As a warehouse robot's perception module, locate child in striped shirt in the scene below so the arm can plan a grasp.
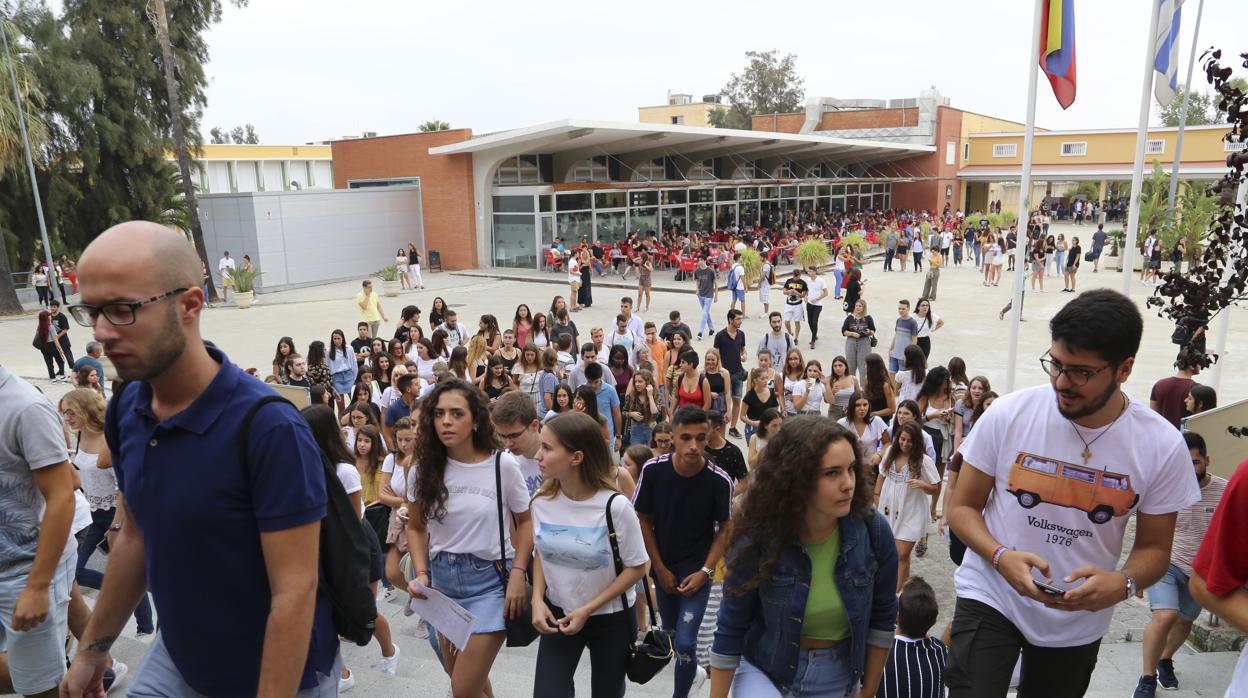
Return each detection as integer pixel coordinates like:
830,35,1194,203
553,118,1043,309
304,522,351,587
878,576,948,698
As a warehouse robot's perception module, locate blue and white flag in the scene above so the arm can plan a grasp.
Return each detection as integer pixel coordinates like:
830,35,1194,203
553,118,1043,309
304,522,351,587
1153,0,1185,106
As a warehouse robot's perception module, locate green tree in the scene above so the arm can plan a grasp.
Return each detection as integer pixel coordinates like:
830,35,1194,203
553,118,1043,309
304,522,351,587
1155,84,1215,127
0,17,50,313
418,120,450,132
209,123,259,144
708,50,805,131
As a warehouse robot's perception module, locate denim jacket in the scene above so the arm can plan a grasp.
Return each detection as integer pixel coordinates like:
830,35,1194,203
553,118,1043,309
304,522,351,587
710,510,898,693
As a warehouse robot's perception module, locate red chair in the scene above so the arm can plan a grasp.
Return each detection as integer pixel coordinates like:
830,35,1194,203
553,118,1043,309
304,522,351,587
679,257,697,274
544,249,565,272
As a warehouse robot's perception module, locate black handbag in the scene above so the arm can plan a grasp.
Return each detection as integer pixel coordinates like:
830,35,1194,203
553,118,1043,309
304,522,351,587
493,453,538,647
604,493,673,684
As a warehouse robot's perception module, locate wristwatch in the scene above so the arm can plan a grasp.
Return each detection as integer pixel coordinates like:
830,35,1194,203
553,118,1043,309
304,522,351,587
1121,570,1137,600
700,566,715,578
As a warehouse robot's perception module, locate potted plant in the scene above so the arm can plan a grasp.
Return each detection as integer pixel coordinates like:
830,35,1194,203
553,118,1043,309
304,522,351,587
376,265,400,297
794,239,830,270
232,265,259,309
738,248,763,286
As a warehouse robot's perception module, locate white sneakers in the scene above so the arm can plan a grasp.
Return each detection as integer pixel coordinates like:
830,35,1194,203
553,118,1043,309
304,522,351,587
338,668,355,693
694,665,708,692
374,644,401,676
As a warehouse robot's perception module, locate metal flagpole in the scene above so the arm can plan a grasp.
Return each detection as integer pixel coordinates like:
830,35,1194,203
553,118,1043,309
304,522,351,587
1166,0,1204,214
1122,0,1164,294
0,16,54,283
1005,0,1046,393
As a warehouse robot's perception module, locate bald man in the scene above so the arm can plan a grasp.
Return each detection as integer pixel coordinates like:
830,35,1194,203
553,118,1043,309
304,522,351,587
62,222,341,697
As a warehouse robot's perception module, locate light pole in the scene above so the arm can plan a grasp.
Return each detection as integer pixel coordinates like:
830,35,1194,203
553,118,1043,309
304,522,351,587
0,14,55,286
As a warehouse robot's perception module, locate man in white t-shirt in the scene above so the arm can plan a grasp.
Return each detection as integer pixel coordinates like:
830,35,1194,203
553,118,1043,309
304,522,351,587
217,251,236,302
491,392,544,497
727,253,747,315
567,255,582,311
946,289,1199,697
803,266,828,351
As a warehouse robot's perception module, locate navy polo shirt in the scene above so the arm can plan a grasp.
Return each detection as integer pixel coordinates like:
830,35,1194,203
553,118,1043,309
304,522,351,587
111,346,337,696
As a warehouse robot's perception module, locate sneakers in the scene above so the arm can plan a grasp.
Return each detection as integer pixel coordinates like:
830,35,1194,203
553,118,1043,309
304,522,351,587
339,668,355,693
374,644,401,676
1156,658,1178,689
693,665,708,692
1133,675,1157,698
696,333,703,341
104,662,128,695
728,427,742,439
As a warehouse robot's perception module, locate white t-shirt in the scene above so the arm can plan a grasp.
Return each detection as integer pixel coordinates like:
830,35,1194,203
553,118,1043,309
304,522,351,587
782,375,807,415
838,416,889,455
409,453,530,560
567,257,581,284
218,256,235,280
507,451,543,498
895,370,922,403
806,276,829,307
381,453,410,503
530,490,649,616
335,461,365,518
954,386,1200,647
729,263,746,291
799,379,825,414
914,314,941,339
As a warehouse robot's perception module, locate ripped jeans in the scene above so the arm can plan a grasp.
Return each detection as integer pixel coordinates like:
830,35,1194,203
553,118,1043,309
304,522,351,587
654,579,712,698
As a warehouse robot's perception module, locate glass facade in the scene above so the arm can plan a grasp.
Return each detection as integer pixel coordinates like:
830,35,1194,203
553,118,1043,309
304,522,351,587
493,182,892,269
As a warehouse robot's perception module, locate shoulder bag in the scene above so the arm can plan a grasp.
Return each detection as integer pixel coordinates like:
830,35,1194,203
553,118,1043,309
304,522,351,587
604,493,673,684
494,452,538,647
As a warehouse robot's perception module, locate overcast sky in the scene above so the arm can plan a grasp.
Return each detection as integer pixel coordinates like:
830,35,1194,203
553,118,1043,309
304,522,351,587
199,0,1248,144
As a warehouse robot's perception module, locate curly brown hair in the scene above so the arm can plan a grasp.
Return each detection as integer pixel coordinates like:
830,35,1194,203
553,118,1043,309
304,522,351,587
412,380,499,523
726,416,873,594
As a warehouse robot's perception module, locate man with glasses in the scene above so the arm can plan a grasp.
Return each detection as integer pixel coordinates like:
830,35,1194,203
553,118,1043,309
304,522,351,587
944,289,1199,697
490,391,543,497
62,222,339,698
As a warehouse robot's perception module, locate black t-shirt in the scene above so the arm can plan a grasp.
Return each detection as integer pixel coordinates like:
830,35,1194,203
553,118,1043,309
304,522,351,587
845,279,862,307
52,312,71,348
705,442,748,483
552,320,578,348
742,389,779,421
713,328,746,375
285,376,311,388
659,321,692,342
841,315,875,337
350,337,373,364
632,454,732,577
393,324,415,341
783,277,808,305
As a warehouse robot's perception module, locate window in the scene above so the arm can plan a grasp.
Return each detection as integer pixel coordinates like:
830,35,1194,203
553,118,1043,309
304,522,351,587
1225,140,1247,153
1061,465,1098,484
1021,456,1058,475
963,142,970,161
1060,142,1088,157
1101,474,1131,491
1145,139,1165,155
992,143,1018,158
571,157,609,183
945,141,956,166
671,115,684,125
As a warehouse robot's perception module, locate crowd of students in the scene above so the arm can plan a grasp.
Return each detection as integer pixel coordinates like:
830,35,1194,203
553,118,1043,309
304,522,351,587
3,218,1244,698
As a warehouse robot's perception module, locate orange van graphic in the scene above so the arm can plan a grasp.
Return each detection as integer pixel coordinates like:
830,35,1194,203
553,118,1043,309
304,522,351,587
1006,452,1139,525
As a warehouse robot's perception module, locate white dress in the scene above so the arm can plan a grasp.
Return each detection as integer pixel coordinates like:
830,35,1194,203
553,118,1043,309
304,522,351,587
878,454,939,542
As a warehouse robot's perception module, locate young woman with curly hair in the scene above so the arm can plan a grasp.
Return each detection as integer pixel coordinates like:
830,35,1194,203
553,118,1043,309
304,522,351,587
404,380,533,697
709,416,898,697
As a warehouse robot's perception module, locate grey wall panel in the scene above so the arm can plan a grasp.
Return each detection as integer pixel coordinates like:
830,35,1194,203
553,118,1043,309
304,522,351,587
198,185,424,292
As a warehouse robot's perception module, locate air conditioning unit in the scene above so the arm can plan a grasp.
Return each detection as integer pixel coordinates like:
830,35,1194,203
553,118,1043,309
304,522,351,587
362,131,378,138
702,94,722,104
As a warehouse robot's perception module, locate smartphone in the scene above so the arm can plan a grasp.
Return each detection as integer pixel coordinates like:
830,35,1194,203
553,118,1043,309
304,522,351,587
1032,576,1067,596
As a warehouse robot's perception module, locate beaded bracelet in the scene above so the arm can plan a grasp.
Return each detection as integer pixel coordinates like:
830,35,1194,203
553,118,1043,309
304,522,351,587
991,545,1009,570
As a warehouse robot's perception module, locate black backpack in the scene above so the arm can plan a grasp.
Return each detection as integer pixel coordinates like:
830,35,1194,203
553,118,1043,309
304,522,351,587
105,390,377,646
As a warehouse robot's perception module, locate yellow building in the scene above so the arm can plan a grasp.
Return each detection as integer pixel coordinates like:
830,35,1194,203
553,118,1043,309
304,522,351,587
638,92,727,127
165,144,334,194
959,124,1238,212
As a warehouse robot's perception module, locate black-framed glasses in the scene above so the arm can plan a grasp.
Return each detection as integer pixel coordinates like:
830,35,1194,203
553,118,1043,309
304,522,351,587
496,428,528,442
1038,351,1111,387
68,288,188,327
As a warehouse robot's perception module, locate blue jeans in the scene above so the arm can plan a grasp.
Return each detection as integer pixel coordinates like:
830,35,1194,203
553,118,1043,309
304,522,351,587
743,423,756,445
655,580,712,698
697,295,715,335
630,422,654,447
1146,564,1202,621
883,248,895,270
973,240,982,267
889,356,903,373
76,507,155,633
732,647,855,697
832,268,843,298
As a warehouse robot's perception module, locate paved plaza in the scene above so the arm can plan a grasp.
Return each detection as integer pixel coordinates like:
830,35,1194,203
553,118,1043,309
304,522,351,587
2,220,1243,695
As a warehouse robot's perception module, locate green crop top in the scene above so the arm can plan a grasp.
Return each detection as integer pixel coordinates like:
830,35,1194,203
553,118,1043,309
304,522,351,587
800,527,851,641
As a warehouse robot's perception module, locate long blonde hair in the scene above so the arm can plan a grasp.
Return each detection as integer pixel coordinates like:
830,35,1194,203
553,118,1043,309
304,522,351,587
466,335,490,368
59,388,106,433
535,412,620,499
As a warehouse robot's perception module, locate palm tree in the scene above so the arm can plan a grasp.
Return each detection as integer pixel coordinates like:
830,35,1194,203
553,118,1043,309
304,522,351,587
146,0,218,303
0,17,48,314
419,120,450,132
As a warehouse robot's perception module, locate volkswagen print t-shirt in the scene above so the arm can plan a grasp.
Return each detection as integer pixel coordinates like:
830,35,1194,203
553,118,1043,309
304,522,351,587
531,490,649,616
954,385,1199,647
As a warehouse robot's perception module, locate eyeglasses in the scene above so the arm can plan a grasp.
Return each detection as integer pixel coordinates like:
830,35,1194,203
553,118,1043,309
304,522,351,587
68,288,188,327
1038,351,1112,387
496,428,527,442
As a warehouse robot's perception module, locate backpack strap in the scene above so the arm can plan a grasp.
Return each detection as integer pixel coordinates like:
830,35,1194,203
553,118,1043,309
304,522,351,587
103,383,129,458
236,395,295,476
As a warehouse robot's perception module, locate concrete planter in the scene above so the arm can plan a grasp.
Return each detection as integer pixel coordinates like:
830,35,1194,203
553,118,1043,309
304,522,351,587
382,280,401,297
235,290,255,309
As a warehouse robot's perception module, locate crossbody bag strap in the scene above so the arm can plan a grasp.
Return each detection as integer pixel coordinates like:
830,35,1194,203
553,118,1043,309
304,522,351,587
494,452,506,567
605,492,659,629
